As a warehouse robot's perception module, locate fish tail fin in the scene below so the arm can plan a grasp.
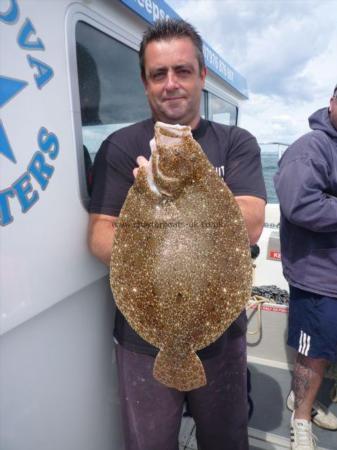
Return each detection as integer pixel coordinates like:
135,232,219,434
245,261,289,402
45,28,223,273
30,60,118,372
153,350,206,391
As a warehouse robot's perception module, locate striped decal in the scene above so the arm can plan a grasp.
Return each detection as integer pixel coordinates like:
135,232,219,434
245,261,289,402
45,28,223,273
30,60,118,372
298,330,311,356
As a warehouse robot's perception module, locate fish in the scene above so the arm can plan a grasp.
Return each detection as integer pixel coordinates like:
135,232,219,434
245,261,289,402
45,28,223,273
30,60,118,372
110,122,252,391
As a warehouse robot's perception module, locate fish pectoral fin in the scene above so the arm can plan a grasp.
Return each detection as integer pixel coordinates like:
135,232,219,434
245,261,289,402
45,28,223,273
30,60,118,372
153,349,206,391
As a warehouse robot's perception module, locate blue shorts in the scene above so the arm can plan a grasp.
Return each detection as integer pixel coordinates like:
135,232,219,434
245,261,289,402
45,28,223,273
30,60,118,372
287,286,337,362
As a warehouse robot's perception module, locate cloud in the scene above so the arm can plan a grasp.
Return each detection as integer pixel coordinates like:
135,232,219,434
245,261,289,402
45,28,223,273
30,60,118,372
239,93,310,144
169,0,336,99
168,0,337,143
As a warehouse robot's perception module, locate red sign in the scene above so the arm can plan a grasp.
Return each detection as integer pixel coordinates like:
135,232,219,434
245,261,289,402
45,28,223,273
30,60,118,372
269,250,281,260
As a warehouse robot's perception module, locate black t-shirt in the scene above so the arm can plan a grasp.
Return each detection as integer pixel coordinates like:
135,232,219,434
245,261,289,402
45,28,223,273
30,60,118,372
90,118,267,358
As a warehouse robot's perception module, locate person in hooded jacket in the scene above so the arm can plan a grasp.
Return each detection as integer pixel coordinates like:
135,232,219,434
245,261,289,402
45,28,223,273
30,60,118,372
274,84,337,450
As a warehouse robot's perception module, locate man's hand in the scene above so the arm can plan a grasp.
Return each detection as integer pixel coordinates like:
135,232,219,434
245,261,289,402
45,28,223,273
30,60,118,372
133,156,149,178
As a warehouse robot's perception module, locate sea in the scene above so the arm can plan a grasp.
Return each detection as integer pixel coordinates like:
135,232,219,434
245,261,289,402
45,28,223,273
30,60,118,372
261,150,279,204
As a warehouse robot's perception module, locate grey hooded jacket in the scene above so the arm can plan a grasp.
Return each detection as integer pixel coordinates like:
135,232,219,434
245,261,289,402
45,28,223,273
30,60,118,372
274,107,337,298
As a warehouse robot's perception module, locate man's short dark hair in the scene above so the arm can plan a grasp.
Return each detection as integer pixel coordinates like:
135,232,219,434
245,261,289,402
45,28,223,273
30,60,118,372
139,19,205,80
333,84,337,98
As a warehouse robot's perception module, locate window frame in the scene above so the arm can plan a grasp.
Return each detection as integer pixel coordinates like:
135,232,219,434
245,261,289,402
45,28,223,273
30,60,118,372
204,79,239,125
66,4,143,206
207,91,238,126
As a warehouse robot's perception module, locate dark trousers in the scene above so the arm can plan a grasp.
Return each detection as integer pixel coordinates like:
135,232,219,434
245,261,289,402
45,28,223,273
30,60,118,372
115,334,249,450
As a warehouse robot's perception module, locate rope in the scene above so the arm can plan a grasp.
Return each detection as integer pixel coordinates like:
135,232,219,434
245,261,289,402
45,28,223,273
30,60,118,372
246,295,272,336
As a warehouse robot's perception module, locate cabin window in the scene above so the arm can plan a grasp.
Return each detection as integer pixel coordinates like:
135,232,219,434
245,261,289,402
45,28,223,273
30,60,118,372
75,21,150,195
208,93,238,126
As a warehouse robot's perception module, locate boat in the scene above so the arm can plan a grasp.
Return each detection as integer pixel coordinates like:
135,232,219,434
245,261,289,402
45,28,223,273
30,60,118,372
0,1,245,449
1,1,336,449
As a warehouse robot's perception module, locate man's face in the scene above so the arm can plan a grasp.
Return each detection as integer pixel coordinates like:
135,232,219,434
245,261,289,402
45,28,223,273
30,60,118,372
330,92,337,130
142,37,206,129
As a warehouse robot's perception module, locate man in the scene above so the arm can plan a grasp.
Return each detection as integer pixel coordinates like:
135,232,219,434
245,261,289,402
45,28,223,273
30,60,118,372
88,19,266,450
274,85,337,450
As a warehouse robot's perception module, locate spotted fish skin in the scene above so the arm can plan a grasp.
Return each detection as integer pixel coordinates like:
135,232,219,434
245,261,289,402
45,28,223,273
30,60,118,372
110,122,252,391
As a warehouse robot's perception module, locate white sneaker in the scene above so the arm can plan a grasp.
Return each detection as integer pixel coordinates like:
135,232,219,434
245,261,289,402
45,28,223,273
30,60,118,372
290,413,317,450
287,390,337,430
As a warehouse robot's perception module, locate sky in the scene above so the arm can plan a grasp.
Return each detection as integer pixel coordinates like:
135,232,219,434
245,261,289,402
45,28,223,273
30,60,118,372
168,0,337,146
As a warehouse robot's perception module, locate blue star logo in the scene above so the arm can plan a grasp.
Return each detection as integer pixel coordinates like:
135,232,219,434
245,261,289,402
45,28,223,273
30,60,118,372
0,75,28,163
